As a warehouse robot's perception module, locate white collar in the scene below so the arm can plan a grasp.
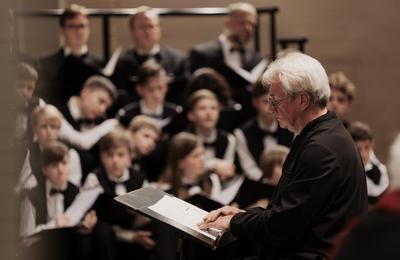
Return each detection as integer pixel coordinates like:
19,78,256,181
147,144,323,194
63,45,88,57
68,96,84,121
198,129,217,144
219,34,235,54
46,179,68,196
139,99,163,116
136,44,160,56
107,169,130,184
257,116,278,133
364,161,373,171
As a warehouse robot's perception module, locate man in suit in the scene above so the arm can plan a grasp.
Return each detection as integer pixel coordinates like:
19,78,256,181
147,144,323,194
199,52,368,260
36,4,103,106
112,6,186,105
189,2,265,127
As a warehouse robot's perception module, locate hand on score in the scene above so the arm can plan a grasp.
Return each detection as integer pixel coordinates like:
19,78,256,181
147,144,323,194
214,160,235,181
82,210,97,230
197,206,244,230
132,230,156,250
56,213,70,227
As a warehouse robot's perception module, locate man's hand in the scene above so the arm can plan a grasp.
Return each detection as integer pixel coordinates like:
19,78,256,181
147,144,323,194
198,205,244,230
56,213,70,227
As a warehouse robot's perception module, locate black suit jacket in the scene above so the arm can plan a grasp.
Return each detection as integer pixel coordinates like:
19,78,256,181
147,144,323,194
36,49,103,106
112,45,187,104
189,39,264,126
230,112,368,260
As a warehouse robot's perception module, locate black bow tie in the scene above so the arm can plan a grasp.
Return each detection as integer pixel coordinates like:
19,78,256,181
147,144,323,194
203,140,217,149
49,188,65,196
77,118,97,127
49,183,79,209
230,46,245,54
136,52,161,64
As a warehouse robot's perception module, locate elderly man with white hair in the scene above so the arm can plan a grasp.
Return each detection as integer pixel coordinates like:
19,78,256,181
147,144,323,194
199,52,368,260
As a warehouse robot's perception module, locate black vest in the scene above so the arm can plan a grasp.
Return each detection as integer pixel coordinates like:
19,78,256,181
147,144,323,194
241,118,293,166
28,181,79,225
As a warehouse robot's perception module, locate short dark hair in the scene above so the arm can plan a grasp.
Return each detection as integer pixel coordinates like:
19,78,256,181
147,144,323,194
17,62,38,82
348,121,373,142
187,68,232,107
99,128,133,154
137,60,166,86
41,141,69,168
186,89,219,112
82,75,117,101
59,4,88,27
251,78,268,98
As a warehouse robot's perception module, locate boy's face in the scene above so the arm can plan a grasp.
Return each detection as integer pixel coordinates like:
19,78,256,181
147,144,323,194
16,80,35,105
253,94,275,123
131,127,159,156
101,146,132,178
179,143,205,180
80,88,113,119
43,155,69,188
136,75,167,106
355,139,374,165
34,118,60,145
61,14,90,49
188,98,220,131
328,88,351,119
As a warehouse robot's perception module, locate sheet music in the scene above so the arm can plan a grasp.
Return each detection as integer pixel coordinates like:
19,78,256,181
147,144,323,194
65,186,103,226
101,47,122,76
148,195,220,240
224,56,268,84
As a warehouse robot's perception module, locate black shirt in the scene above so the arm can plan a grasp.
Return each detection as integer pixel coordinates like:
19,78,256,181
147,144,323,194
230,112,368,260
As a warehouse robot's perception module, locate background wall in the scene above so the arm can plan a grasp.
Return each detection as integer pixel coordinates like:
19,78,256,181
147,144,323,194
17,0,400,161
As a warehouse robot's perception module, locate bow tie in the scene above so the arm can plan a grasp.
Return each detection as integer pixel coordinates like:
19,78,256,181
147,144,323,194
50,188,66,196
203,140,217,149
230,46,245,54
77,118,97,126
136,52,161,64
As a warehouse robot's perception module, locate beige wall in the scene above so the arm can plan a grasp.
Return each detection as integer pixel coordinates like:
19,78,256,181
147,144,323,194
18,0,400,161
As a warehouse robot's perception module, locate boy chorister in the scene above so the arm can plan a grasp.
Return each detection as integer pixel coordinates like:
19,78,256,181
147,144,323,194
349,121,389,205
20,141,98,259
84,129,156,259
234,80,293,180
116,60,182,133
17,105,82,191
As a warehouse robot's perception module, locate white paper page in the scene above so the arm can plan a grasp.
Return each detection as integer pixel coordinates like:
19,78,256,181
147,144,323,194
223,56,268,84
65,186,103,226
148,195,220,240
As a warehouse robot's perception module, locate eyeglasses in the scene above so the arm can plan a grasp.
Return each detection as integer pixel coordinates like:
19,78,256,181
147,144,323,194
64,23,88,30
266,95,288,109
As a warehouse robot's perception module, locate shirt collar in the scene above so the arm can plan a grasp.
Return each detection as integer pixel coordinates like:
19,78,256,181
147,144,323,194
63,45,88,57
107,168,130,184
139,99,163,116
46,179,68,196
68,96,83,121
257,116,278,133
219,34,235,55
198,129,217,144
136,44,161,56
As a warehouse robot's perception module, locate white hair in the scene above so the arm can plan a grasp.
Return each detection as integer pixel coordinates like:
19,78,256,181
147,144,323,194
228,2,257,17
262,52,331,107
388,133,400,189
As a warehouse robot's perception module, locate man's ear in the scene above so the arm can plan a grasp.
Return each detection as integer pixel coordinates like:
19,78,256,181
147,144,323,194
300,92,311,111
